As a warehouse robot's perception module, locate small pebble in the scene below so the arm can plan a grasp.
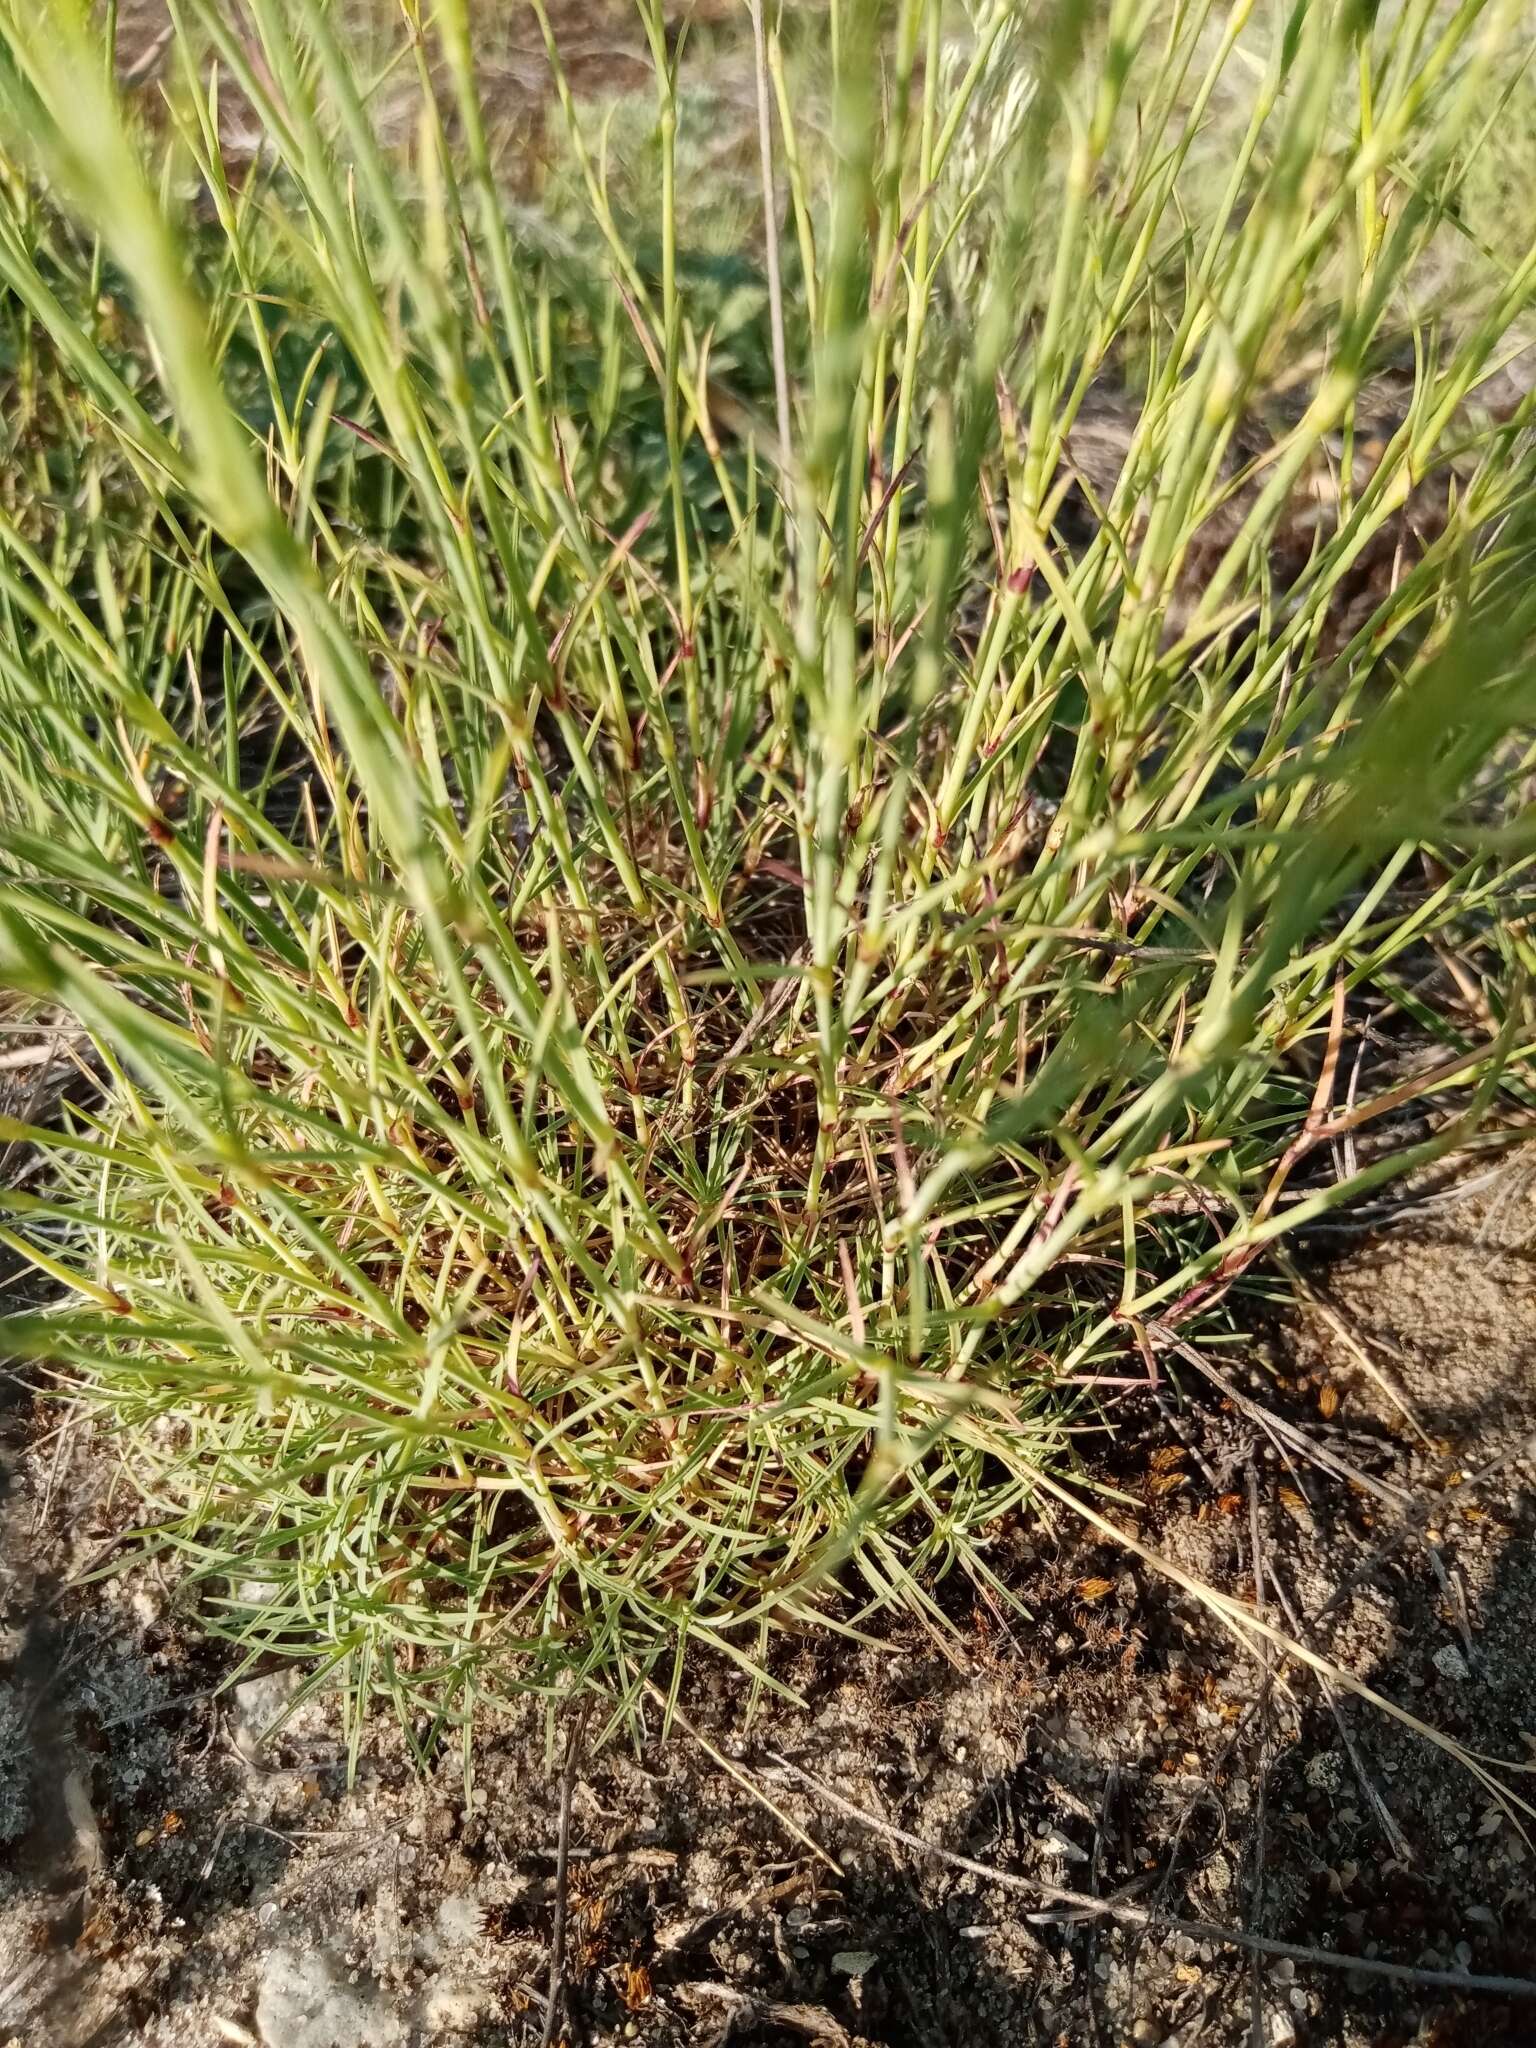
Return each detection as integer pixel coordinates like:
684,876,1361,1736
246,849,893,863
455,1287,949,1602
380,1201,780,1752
1305,1751,1346,1793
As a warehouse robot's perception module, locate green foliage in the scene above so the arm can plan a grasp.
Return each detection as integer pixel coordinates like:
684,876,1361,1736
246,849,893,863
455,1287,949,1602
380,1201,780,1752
0,0,1533,1750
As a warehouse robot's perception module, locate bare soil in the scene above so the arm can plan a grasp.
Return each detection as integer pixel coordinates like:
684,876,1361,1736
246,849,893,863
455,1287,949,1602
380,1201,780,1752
109,0,756,186
3,1167,1535,2048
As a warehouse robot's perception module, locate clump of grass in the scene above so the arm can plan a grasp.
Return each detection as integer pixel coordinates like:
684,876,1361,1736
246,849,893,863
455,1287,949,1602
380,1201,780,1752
0,0,1534,1752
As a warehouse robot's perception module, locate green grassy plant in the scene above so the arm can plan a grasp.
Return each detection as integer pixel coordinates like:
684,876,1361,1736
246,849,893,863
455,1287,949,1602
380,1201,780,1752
0,0,1534,1754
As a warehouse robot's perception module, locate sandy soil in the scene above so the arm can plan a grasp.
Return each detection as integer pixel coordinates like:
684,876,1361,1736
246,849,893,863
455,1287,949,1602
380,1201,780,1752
3,1166,1534,2048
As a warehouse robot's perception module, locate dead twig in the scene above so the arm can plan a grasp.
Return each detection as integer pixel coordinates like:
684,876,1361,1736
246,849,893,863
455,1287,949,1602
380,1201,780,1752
1151,1326,1411,1511
1265,1561,1409,1861
0,1037,82,1070
1083,1766,1118,2048
1153,1417,1536,1947
1247,1463,1270,2048
765,1755,1536,2000
1275,1246,1430,1445
541,1697,592,2048
647,1681,842,1875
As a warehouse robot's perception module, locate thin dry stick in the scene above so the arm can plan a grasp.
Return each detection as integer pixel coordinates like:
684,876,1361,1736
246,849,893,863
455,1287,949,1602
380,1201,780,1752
1082,1766,1117,2048
648,1683,842,1875
1015,1458,1536,1826
541,1698,592,2048
1275,1246,1430,1445
1149,1415,1536,1947
0,1038,75,1070
1247,1463,1270,2048
766,1755,1536,2000
1266,1562,1409,1861
1152,1327,1412,1510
